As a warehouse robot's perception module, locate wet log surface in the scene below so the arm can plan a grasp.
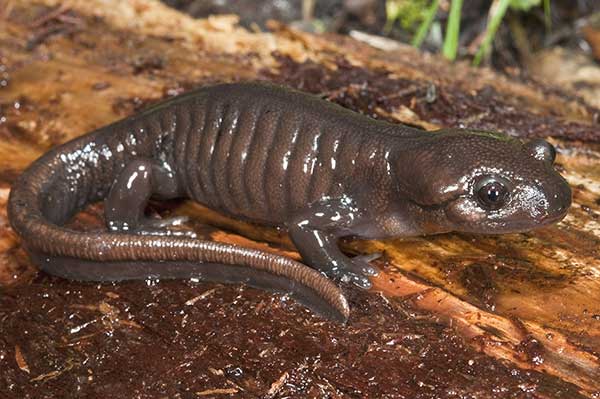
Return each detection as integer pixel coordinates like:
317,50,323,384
1,1,599,398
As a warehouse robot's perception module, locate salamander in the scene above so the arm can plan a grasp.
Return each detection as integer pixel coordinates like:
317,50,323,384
8,82,572,322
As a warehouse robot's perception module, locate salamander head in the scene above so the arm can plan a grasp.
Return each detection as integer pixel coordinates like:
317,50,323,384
396,129,571,234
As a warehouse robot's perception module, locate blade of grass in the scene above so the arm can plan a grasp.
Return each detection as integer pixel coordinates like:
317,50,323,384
473,0,511,66
543,0,551,30
412,0,440,48
442,0,463,61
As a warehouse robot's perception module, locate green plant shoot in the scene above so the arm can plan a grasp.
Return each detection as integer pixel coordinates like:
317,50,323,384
412,0,440,48
442,0,463,60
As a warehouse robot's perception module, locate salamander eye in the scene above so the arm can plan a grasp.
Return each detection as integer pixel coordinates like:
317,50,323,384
475,177,509,210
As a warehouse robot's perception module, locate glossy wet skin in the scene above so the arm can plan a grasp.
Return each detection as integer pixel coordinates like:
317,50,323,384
395,130,572,235
7,82,572,322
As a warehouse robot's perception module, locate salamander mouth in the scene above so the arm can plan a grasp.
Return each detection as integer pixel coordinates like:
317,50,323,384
410,195,461,212
468,210,568,234
410,191,569,235
535,208,569,225
434,192,571,234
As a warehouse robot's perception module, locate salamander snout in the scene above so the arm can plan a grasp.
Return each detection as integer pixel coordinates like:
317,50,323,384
534,176,572,224
521,139,572,225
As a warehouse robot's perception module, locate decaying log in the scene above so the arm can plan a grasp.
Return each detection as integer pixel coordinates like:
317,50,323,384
1,1,599,397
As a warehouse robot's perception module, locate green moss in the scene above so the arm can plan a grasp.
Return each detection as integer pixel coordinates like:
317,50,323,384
385,0,431,33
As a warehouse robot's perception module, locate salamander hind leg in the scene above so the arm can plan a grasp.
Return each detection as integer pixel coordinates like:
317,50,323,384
287,198,379,289
105,158,195,237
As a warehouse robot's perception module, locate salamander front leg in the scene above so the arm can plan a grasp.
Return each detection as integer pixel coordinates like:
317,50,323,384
105,159,195,237
288,198,379,289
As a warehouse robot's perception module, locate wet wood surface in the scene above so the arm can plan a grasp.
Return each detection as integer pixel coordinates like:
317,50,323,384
1,1,599,397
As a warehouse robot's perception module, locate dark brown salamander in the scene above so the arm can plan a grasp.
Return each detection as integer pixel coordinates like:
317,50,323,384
8,82,572,322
